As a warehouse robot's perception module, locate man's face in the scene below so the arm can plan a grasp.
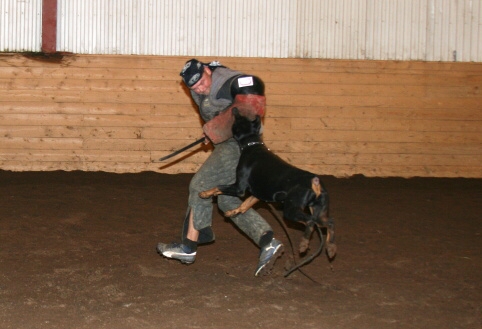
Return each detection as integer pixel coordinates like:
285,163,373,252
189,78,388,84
190,67,212,95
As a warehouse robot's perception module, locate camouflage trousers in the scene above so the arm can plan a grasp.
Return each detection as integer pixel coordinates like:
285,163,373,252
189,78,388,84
182,138,272,247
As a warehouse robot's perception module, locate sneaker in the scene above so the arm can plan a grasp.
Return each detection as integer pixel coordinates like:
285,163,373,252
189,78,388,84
255,238,284,276
156,242,196,264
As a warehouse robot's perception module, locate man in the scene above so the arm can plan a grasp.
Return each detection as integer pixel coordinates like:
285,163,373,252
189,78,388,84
156,59,284,276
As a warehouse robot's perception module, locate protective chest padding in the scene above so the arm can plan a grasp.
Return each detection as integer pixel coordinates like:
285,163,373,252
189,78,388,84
196,68,242,122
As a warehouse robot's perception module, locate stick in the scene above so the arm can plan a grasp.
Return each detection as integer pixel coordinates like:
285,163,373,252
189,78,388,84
157,137,205,161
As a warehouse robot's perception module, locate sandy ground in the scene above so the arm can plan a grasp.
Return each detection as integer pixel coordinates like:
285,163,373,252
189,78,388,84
0,171,480,329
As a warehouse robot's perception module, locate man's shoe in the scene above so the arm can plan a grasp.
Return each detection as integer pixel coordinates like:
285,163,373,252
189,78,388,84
156,242,196,264
255,238,284,276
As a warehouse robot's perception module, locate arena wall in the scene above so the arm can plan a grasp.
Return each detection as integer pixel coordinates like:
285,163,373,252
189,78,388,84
1,53,481,177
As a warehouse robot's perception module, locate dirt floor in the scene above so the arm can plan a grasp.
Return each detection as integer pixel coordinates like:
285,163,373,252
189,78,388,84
0,171,480,329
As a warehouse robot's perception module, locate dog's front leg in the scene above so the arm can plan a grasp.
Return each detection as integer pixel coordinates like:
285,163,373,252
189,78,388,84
199,187,223,199
224,196,259,217
199,183,245,199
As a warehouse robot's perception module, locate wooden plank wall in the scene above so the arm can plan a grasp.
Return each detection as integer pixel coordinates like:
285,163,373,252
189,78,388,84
0,53,481,178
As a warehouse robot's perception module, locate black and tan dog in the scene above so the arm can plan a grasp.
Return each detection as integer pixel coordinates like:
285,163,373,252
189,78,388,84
199,108,336,260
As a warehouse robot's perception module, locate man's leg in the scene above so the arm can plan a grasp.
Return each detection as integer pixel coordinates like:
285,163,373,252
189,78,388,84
217,195,284,276
209,140,283,275
158,139,283,275
156,141,230,263
185,211,199,241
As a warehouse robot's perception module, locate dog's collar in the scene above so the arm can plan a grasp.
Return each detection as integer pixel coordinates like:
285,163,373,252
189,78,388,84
241,141,264,151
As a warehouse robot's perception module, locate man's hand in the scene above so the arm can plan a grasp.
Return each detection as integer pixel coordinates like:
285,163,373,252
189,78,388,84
203,134,211,145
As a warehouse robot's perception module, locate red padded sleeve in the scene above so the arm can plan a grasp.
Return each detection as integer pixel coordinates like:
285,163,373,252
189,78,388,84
202,94,266,144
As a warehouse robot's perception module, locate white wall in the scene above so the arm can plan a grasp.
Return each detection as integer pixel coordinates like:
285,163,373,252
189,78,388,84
1,0,481,62
55,0,482,61
0,0,42,52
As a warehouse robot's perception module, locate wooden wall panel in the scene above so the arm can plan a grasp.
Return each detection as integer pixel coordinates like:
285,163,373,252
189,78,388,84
0,53,481,177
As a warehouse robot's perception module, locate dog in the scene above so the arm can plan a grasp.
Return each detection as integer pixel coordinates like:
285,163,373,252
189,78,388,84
199,108,336,260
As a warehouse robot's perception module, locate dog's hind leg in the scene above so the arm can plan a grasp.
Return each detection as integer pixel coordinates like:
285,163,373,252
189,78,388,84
322,216,337,259
283,202,313,224
224,196,259,217
282,201,317,253
298,203,324,254
299,223,314,254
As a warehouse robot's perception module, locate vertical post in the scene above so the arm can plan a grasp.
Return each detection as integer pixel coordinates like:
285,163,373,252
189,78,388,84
42,0,58,53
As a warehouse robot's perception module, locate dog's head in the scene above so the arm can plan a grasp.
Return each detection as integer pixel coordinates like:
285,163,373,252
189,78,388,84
231,107,262,145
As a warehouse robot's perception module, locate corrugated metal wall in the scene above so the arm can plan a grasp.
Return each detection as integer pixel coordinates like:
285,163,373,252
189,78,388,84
1,0,481,61
299,0,482,61
56,0,297,57
57,0,482,61
0,0,42,52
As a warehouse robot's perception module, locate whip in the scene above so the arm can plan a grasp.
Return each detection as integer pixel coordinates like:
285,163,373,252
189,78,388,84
157,137,205,161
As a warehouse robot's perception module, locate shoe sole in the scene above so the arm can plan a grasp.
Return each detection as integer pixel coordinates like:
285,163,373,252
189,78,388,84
255,244,284,277
156,245,196,264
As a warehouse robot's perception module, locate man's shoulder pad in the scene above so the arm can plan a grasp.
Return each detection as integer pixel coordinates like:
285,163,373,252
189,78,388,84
231,75,265,96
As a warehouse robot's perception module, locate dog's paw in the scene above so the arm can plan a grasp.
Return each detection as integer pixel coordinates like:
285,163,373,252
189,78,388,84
298,237,310,254
326,243,337,259
224,209,240,217
198,191,211,199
